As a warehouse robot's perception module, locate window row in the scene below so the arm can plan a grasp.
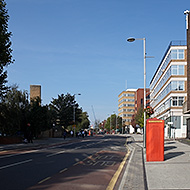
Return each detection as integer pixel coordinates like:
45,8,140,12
151,81,185,108
119,109,135,113
121,114,134,117
151,65,184,99
119,98,135,104
153,96,184,117
122,119,131,123
119,93,135,98
118,104,135,109
150,48,185,90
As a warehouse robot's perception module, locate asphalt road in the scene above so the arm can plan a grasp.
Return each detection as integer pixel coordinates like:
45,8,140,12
0,135,128,190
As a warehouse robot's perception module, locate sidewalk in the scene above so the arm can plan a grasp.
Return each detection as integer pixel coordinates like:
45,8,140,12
121,134,190,190
119,134,146,190
145,140,190,190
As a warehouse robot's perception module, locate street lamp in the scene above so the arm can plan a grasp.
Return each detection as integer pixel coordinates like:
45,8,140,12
113,111,117,134
110,114,111,134
73,93,81,136
127,37,146,148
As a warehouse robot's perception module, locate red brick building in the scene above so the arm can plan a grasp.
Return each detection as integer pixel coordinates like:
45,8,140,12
135,88,150,113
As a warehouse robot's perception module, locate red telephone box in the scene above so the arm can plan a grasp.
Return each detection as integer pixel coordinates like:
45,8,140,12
146,118,164,162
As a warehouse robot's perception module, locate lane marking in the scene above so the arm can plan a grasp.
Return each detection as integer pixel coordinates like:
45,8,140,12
0,159,33,170
38,177,51,184
0,150,39,159
73,162,79,166
106,141,131,190
46,150,65,157
60,168,68,173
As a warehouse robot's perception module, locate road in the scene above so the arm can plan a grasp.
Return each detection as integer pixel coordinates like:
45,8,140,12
0,135,128,190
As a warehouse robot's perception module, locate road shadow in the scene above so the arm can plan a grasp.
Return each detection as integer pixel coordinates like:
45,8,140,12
164,146,177,151
165,141,176,145
164,152,185,161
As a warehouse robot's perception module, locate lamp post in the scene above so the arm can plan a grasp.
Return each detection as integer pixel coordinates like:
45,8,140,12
110,115,111,134
127,37,146,148
73,93,81,136
113,111,117,134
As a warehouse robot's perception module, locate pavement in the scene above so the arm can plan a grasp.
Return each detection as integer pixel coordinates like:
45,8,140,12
120,134,190,190
1,134,190,190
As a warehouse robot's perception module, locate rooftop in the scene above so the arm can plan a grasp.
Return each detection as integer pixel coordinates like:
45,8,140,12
150,40,186,85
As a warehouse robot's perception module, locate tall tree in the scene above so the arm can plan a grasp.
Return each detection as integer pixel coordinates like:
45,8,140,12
0,0,14,98
50,93,82,128
30,97,50,137
77,112,90,130
134,106,144,128
0,86,30,136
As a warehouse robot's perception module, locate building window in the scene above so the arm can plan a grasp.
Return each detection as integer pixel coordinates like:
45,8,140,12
178,97,184,106
172,65,177,75
171,65,184,75
178,65,184,75
171,49,184,60
172,97,178,106
183,116,190,125
171,81,184,91
171,97,184,106
171,116,181,129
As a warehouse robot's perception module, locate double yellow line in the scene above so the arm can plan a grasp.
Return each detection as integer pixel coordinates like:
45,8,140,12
106,140,130,190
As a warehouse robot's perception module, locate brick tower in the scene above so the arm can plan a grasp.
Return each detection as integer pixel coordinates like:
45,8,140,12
30,85,41,102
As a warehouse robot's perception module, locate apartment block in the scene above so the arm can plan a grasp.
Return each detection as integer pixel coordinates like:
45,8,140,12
150,41,190,138
118,89,136,126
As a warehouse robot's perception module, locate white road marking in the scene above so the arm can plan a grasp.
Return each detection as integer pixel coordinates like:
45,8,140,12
0,150,39,159
46,150,66,157
0,159,32,170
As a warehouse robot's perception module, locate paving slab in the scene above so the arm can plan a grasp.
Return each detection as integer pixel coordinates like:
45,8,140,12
119,135,147,190
145,140,190,190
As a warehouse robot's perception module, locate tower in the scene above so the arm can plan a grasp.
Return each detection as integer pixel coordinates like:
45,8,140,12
30,85,41,102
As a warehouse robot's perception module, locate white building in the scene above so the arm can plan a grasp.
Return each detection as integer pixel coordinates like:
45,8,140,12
118,89,136,132
150,41,190,138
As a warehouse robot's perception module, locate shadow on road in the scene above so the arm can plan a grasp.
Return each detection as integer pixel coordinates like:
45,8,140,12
164,152,185,161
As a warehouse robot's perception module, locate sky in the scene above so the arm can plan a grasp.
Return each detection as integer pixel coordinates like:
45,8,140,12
5,0,190,124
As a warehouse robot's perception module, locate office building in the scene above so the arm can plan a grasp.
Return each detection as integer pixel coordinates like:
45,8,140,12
150,41,190,138
118,89,136,127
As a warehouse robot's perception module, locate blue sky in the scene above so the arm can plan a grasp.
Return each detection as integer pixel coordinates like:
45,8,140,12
5,0,190,124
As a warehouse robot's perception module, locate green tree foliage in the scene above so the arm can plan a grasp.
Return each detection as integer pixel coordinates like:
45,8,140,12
29,97,50,137
50,93,82,128
134,106,144,128
0,87,88,137
78,112,90,130
134,106,151,128
104,114,122,132
0,86,30,136
0,0,14,98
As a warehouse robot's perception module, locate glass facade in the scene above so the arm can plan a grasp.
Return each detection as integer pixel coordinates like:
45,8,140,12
150,41,188,138
150,48,185,90
151,65,185,99
151,81,185,108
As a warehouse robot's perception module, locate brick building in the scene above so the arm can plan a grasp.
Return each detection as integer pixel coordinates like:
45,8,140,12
135,88,150,113
30,85,41,102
